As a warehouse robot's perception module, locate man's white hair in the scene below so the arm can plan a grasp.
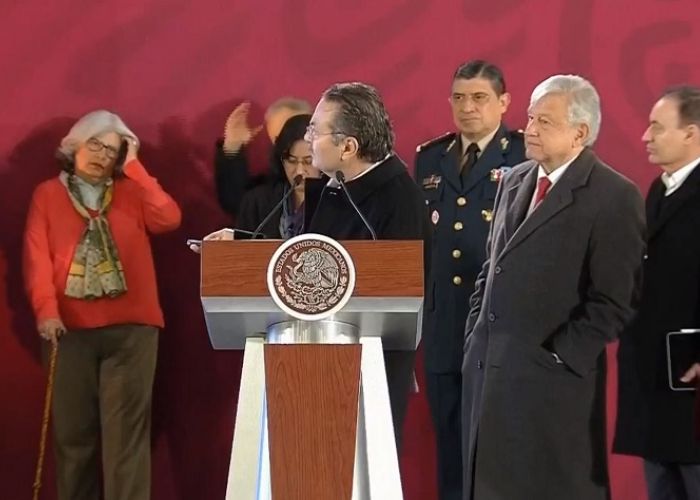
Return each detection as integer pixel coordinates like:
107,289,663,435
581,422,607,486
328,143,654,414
530,75,601,146
264,97,312,120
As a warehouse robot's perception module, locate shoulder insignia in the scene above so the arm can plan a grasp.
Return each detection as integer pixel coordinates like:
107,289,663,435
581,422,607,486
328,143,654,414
416,132,454,153
504,128,525,153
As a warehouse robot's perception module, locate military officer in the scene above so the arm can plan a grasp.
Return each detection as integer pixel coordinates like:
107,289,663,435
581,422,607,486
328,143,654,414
414,60,526,500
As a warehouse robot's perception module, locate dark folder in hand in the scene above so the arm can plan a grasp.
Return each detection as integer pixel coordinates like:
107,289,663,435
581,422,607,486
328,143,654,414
666,330,700,391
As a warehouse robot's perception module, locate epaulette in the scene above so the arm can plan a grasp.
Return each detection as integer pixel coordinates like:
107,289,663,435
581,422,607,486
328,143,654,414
416,132,454,153
497,128,524,153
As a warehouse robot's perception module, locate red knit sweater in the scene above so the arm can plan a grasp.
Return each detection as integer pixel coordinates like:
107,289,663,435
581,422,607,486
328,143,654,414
23,159,181,329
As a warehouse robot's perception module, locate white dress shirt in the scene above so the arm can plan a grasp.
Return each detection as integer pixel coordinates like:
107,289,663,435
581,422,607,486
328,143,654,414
661,155,700,196
327,154,392,188
460,125,500,159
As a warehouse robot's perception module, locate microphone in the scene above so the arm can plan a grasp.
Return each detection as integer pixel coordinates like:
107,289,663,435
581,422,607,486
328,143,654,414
335,171,377,240
251,175,303,239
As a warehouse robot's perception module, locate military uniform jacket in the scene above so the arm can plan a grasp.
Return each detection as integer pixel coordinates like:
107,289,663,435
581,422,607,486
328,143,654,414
414,124,525,373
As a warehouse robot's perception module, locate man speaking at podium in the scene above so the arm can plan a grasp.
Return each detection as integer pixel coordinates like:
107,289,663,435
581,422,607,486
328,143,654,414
201,82,430,448
303,82,430,448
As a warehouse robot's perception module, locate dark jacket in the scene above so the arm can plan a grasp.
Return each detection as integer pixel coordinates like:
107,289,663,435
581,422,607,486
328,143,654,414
236,182,286,238
214,140,250,218
304,154,430,450
415,124,526,373
614,161,700,463
461,148,646,500
306,155,429,243
215,140,325,239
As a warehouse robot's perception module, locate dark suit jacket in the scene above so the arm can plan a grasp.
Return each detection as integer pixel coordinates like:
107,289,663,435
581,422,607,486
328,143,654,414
306,155,430,242
214,140,250,218
461,148,646,500
415,124,526,373
236,182,286,238
305,155,430,447
614,160,700,463
216,139,329,239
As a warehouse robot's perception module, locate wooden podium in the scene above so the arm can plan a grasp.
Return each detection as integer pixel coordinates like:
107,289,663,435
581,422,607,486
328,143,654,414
200,239,423,500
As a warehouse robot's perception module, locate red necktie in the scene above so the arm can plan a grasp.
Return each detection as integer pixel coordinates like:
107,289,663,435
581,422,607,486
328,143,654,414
533,176,552,208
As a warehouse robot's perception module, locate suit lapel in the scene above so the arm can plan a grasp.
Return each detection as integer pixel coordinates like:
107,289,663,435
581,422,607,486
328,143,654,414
645,178,665,229
503,163,537,242
438,137,462,192
498,148,596,262
648,161,700,240
462,126,508,193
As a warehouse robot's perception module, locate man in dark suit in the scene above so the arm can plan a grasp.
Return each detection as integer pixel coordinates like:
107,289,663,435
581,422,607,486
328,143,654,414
614,85,700,500
461,74,646,500
304,82,430,448
414,60,526,500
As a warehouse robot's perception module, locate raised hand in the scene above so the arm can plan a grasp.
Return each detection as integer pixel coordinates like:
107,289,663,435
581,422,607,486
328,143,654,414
223,102,263,153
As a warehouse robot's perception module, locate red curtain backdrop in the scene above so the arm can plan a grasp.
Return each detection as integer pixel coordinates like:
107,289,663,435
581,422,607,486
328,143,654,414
1,1,698,499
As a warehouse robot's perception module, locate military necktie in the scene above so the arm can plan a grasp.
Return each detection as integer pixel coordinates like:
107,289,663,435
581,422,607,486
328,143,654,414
460,142,480,175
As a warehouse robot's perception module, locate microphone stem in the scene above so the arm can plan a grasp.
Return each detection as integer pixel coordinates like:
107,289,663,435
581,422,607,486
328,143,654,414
335,172,377,240
251,177,302,239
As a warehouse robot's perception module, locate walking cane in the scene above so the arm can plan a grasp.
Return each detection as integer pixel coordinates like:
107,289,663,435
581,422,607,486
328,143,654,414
32,342,58,500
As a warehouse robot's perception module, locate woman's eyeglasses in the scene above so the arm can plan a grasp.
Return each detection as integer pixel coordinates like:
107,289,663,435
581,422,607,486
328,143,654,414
283,156,313,167
85,138,119,160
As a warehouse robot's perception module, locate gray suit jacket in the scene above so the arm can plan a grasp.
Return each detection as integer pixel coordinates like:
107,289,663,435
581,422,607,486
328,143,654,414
461,148,645,500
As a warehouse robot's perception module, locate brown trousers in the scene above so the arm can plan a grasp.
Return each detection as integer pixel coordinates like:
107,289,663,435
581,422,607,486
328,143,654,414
46,324,158,500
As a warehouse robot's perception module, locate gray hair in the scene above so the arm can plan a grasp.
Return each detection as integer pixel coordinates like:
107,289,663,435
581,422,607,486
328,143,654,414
322,82,394,163
58,110,138,159
264,97,312,120
529,75,601,146
662,85,700,129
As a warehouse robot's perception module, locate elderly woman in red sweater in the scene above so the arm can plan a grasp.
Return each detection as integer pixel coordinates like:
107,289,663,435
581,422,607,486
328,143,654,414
23,110,181,500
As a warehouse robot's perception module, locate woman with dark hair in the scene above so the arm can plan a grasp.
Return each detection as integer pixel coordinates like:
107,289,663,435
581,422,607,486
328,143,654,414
236,113,322,238
23,110,181,500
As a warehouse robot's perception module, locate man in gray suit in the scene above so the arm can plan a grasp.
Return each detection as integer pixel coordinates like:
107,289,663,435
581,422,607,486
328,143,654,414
461,74,646,500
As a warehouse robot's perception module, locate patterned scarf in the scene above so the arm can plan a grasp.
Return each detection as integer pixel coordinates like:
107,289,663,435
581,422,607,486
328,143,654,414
59,171,127,299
